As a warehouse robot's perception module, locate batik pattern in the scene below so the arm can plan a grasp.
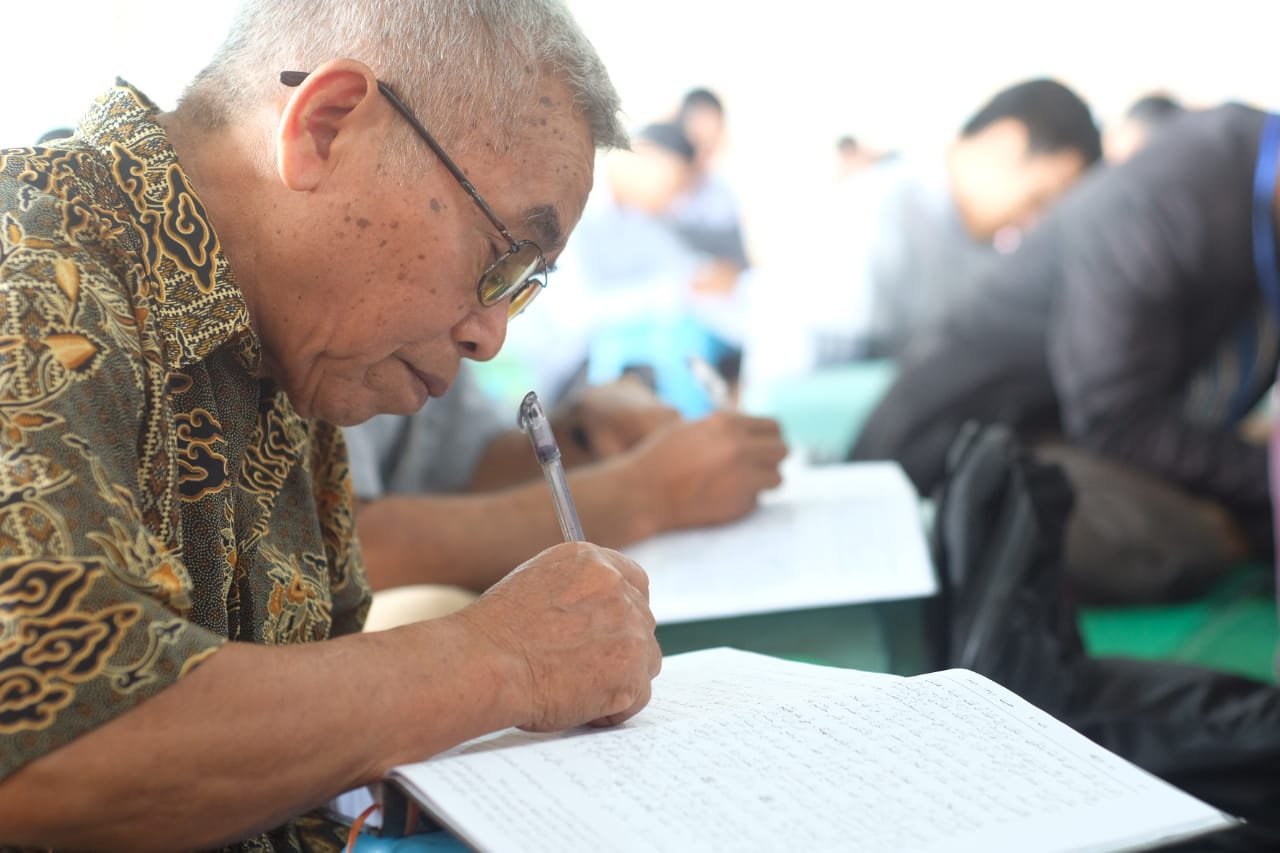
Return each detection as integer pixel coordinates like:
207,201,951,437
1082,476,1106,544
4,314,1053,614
0,83,368,851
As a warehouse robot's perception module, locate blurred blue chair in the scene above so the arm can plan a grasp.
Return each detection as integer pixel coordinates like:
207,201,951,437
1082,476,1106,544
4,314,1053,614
586,315,733,418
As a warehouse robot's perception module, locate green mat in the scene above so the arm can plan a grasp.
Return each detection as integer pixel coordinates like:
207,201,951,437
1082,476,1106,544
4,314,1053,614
1079,564,1278,683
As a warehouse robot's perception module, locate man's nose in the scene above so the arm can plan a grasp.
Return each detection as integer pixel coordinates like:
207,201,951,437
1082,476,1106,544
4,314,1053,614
453,303,508,361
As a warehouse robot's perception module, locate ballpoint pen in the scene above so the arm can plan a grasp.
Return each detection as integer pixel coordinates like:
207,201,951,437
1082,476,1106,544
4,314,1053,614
517,390,586,542
688,354,734,412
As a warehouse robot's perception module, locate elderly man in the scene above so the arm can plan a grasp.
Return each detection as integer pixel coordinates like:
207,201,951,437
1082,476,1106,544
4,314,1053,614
0,0,662,848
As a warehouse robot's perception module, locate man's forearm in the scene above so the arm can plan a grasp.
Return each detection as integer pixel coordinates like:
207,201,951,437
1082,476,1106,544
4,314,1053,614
0,619,522,851
1076,410,1271,513
358,457,660,593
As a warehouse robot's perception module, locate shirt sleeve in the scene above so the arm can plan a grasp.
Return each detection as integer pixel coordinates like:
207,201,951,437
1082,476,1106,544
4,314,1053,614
399,367,508,494
0,256,224,781
345,367,508,497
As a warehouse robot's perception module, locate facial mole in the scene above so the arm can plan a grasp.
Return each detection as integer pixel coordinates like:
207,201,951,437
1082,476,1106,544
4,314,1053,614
390,221,400,229
429,199,443,213
539,96,554,107
356,218,370,229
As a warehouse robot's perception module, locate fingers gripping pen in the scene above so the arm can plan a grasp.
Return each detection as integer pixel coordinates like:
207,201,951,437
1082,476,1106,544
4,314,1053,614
518,391,586,542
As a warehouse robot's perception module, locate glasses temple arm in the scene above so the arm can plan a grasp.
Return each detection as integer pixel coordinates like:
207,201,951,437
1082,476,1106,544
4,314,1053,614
278,71,521,248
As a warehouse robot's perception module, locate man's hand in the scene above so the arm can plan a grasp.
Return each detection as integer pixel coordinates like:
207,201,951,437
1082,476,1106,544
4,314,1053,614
452,542,661,730
629,413,787,531
568,376,680,458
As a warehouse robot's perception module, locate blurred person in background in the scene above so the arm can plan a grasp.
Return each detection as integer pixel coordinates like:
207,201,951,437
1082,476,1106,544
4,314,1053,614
670,87,750,272
840,78,1102,361
834,133,891,182
504,120,747,416
854,103,1279,604
1105,92,1186,163
670,87,752,387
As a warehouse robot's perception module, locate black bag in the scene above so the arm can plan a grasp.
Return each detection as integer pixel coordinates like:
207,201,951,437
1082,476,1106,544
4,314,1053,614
928,422,1079,697
930,423,1280,849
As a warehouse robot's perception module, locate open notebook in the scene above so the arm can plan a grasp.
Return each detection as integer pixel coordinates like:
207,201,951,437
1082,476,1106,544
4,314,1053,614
624,460,937,624
384,648,1235,852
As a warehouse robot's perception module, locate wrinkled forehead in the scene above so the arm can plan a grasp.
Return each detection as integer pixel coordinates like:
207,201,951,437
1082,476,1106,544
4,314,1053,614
487,93,597,257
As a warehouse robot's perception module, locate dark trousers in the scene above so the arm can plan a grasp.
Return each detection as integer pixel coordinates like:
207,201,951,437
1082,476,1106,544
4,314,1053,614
1035,443,1261,603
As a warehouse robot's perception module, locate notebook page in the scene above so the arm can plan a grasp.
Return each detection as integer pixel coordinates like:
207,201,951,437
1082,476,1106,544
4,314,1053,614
414,647,900,759
627,461,937,623
390,649,1231,853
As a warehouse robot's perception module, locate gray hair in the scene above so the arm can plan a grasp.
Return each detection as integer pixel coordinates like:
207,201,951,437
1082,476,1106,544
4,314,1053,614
178,0,627,155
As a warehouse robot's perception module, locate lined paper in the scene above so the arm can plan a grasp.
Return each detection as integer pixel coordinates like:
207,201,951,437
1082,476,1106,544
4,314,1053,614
392,649,1233,853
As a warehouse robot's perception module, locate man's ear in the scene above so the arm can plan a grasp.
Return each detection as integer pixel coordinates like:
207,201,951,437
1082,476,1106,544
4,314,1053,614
276,59,382,192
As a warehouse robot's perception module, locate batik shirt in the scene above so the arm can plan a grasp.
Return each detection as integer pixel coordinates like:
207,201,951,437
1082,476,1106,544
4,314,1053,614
0,82,370,851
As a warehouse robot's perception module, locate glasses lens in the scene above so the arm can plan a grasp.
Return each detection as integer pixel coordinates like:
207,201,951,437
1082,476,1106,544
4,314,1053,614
478,241,544,306
506,276,546,318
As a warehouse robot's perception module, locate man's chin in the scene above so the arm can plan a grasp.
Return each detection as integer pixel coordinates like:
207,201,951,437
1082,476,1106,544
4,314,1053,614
337,395,434,426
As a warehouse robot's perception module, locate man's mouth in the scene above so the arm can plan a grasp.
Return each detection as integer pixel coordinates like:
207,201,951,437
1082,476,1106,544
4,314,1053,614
401,359,450,399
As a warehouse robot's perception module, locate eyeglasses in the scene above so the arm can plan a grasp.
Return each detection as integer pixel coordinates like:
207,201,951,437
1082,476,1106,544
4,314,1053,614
280,71,547,319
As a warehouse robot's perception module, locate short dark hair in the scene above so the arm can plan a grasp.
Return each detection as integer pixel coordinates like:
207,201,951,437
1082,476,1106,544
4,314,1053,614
637,121,696,163
1125,93,1183,124
680,87,723,119
961,78,1102,165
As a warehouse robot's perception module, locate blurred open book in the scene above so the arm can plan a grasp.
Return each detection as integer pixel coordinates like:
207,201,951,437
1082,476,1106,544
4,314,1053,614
625,460,938,624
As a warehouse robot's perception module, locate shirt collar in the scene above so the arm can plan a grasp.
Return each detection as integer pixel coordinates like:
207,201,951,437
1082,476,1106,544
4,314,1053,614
81,80,259,372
